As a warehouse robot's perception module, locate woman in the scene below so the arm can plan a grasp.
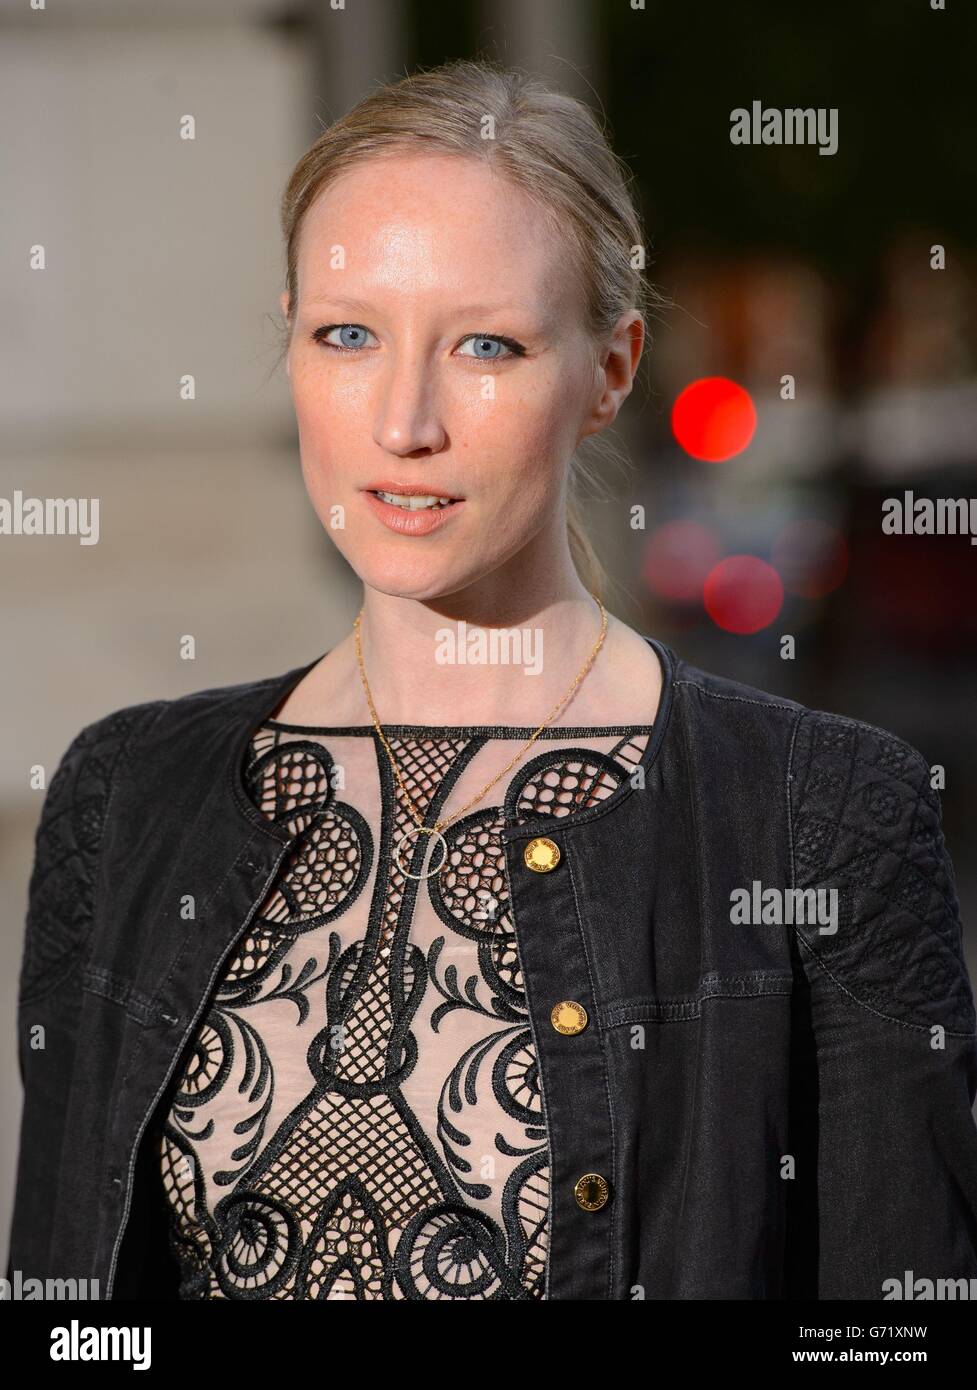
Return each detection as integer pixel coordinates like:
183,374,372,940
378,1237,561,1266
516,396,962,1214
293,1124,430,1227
9,59,977,1302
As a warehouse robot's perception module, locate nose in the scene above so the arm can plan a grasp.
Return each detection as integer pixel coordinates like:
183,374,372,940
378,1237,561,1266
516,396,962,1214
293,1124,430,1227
373,348,447,457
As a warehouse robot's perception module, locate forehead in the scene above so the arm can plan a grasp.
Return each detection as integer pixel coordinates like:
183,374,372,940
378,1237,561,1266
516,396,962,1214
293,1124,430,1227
295,150,571,313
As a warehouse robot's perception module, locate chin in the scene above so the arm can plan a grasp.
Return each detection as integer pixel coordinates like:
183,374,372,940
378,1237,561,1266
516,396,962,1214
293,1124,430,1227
349,551,491,603
356,568,468,602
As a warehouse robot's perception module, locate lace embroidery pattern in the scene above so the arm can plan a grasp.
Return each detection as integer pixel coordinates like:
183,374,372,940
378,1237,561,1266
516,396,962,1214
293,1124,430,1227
159,722,650,1299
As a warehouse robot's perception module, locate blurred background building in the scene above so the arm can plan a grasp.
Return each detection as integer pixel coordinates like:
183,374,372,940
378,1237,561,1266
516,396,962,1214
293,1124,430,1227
2,0,975,1259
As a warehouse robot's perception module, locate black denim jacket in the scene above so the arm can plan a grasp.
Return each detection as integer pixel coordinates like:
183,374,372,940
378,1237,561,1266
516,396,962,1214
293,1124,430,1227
8,639,977,1300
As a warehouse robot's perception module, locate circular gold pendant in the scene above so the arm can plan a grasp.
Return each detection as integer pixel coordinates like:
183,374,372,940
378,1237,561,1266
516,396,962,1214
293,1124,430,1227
394,825,449,880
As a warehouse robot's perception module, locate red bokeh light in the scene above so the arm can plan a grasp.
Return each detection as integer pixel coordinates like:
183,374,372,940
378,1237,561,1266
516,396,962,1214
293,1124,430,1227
671,377,757,462
772,520,849,598
642,520,721,602
703,556,784,633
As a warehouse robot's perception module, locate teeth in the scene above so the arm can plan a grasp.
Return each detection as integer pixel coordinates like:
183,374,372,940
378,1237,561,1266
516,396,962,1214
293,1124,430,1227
375,491,455,510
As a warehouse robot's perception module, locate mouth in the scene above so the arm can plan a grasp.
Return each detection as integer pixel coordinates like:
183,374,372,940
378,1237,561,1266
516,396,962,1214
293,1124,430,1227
368,490,458,511
361,484,465,536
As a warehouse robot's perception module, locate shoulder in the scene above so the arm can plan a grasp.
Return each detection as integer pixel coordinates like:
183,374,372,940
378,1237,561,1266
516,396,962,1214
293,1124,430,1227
63,661,312,761
670,655,805,717
35,696,169,857
788,702,971,1032
667,648,973,1033
56,663,316,794
669,650,932,776
668,648,941,831
23,663,308,995
50,658,317,808
21,697,167,1001
666,654,806,780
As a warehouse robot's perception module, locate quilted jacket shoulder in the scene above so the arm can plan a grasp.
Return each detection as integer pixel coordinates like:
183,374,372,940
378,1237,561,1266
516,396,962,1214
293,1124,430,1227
668,656,973,1037
789,707,974,1036
16,662,309,1007
18,700,166,1005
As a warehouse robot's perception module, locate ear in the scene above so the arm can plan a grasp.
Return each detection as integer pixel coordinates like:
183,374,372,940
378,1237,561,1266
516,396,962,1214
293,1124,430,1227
577,311,645,442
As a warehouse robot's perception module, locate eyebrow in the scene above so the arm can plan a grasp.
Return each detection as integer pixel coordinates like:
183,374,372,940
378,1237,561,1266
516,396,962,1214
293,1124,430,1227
300,294,536,319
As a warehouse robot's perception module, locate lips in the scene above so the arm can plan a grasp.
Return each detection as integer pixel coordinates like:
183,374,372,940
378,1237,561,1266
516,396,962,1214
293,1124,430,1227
364,480,464,503
362,488,464,535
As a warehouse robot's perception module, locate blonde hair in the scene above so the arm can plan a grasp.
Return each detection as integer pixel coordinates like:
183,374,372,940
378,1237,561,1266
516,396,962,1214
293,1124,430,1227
279,58,660,605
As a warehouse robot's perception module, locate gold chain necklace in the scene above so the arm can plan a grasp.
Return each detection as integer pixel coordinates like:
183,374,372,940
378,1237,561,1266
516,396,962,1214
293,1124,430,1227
353,594,608,880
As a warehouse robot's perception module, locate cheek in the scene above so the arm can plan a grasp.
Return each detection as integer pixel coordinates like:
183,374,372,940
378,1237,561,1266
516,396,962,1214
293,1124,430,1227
292,361,366,448
290,361,369,501
467,370,583,503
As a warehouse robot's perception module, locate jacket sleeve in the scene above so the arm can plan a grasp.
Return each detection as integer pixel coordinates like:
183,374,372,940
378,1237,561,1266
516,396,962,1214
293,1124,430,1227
785,710,977,1300
6,703,163,1284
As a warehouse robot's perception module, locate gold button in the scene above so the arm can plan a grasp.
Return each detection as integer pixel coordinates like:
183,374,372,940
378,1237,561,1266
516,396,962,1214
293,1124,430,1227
573,1173,610,1211
524,837,560,872
551,1000,588,1035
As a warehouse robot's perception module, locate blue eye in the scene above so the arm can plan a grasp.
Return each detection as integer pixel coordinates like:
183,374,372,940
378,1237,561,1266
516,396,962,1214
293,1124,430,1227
458,334,528,361
311,325,526,359
313,324,377,351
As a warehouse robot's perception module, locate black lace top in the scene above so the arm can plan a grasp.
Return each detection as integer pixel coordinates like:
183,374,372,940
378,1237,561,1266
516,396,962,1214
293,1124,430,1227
158,718,652,1300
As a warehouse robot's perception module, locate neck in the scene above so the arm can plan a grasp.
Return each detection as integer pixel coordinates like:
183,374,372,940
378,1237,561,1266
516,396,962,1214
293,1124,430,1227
351,542,608,727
